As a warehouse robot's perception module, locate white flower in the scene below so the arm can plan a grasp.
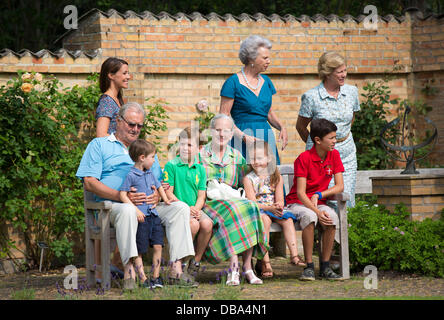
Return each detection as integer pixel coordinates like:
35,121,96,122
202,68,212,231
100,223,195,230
34,73,43,82
196,99,209,113
21,73,32,81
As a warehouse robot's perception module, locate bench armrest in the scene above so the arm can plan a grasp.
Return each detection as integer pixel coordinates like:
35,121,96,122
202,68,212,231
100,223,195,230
327,192,350,202
84,200,113,210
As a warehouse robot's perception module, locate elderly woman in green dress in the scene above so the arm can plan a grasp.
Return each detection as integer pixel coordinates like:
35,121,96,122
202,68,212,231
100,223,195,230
195,113,268,286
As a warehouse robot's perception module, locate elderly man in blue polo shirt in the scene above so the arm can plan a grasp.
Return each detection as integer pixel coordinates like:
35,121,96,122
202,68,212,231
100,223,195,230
76,102,195,289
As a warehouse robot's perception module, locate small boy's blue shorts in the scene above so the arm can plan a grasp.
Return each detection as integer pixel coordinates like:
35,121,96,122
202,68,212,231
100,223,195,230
136,215,164,254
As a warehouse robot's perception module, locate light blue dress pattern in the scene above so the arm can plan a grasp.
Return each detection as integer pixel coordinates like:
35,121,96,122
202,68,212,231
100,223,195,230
299,82,360,207
220,74,280,165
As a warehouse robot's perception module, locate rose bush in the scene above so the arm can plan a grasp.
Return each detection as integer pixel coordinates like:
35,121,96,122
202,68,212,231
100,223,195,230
0,71,169,269
0,71,98,268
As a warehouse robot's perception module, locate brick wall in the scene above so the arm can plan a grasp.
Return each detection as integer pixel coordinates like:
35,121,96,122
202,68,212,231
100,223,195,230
372,175,444,220
0,8,443,166
410,13,444,164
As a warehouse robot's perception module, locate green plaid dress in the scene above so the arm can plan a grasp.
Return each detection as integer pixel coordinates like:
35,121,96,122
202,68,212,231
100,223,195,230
199,143,269,264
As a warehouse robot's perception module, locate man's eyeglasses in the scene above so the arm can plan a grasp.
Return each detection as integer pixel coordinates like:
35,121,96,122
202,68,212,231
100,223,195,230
120,116,144,129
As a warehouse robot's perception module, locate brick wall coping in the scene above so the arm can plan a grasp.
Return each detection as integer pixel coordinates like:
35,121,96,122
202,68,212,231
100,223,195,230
68,7,410,24
0,48,100,60
54,7,444,46
355,168,444,194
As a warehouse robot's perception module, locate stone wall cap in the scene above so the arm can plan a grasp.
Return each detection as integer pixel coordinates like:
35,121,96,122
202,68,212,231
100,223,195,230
0,48,101,59
60,7,421,28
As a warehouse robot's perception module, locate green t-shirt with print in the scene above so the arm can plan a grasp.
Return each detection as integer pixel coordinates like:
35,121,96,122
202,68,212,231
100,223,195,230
163,155,207,207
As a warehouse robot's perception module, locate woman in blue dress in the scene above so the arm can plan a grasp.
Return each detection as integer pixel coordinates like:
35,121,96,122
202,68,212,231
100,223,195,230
296,51,360,208
219,35,288,165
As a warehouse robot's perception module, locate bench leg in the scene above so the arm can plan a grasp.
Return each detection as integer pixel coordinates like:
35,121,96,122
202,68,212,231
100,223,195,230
270,232,287,257
338,200,350,279
101,211,111,289
316,226,323,265
85,213,96,287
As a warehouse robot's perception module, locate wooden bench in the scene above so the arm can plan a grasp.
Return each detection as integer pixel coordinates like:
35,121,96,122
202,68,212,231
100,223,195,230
271,164,351,279
83,189,116,289
82,167,388,286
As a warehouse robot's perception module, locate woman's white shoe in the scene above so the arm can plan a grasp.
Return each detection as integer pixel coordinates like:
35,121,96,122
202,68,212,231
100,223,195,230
244,269,263,285
226,271,240,286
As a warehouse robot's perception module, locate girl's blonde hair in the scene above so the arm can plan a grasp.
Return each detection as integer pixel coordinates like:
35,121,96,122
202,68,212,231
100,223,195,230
318,51,346,81
248,140,281,188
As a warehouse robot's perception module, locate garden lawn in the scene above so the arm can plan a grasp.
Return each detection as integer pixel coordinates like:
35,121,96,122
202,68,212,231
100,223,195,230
1,256,443,300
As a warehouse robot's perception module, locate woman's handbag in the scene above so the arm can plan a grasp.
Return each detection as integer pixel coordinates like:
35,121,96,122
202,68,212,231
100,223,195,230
206,179,245,200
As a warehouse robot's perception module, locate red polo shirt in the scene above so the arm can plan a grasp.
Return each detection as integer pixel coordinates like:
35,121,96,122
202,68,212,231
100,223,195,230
285,146,344,205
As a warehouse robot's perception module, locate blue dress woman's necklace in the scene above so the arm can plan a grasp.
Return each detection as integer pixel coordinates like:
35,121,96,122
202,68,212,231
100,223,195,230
241,67,261,90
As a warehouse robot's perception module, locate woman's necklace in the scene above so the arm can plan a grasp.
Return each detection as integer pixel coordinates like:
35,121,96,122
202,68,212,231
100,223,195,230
324,82,340,98
241,67,261,90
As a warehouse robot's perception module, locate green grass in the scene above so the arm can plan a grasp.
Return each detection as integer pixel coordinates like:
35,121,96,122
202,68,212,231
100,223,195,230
10,288,36,300
123,285,195,300
212,284,243,300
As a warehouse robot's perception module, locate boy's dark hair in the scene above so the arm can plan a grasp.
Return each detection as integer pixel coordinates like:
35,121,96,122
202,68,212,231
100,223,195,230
129,139,156,162
309,118,337,141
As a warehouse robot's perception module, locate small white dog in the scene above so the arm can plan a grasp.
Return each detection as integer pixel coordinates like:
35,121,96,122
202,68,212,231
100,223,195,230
206,179,245,200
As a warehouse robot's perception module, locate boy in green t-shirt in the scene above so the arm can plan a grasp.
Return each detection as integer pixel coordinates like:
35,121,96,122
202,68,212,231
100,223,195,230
163,127,213,275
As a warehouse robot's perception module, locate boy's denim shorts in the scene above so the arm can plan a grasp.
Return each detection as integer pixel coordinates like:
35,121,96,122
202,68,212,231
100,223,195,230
136,214,164,254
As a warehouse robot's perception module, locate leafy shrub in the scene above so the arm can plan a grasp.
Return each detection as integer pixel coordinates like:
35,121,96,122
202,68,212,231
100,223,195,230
348,200,444,277
0,71,99,268
194,99,215,145
0,71,169,269
139,96,169,150
352,77,399,170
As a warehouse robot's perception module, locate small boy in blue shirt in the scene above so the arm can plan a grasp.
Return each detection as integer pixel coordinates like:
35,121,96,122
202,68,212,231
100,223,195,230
120,139,171,288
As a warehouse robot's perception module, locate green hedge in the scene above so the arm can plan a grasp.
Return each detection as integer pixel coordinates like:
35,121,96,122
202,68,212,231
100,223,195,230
348,200,444,278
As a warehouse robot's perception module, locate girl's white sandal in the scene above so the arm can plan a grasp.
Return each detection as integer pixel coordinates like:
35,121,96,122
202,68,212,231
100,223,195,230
244,269,263,285
226,271,240,286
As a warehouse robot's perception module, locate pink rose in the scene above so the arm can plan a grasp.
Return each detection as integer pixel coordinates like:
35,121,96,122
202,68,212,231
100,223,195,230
196,99,209,113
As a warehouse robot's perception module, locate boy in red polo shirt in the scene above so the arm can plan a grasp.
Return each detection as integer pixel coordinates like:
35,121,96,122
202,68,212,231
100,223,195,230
286,118,344,281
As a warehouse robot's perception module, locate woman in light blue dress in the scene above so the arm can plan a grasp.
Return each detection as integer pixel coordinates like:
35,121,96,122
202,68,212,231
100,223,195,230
296,51,360,208
220,35,288,165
